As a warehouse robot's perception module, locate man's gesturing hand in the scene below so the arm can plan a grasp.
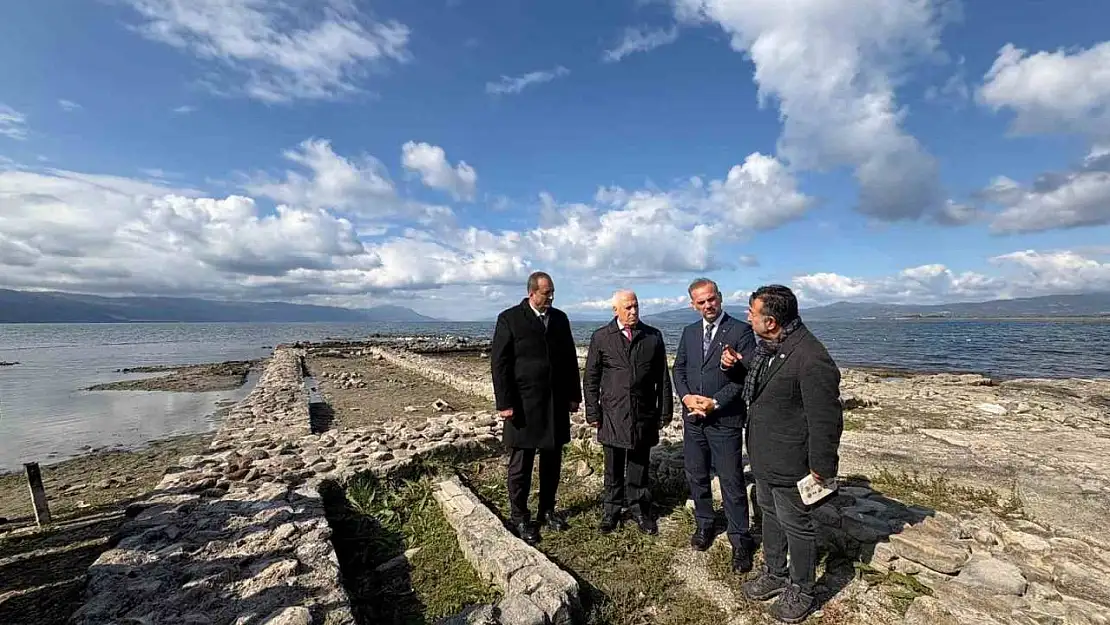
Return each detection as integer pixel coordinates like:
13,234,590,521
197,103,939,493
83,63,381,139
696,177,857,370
498,408,513,420
721,345,742,370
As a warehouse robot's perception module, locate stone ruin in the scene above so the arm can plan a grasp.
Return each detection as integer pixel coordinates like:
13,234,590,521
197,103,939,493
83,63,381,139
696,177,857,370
68,342,1110,625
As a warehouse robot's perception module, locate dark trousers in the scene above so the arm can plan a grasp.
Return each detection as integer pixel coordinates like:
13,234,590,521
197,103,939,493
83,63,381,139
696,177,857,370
602,444,652,516
756,479,817,595
684,421,752,547
507,447,562,524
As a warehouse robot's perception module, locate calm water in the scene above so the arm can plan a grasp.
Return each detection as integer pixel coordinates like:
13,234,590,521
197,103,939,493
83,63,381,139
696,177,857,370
1,320,1107,472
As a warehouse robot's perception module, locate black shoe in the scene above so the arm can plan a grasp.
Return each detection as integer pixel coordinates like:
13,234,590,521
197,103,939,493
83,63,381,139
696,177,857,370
630,512,658,535
538,510,570,532
769,584,816,623
741,571,788,601
690,526,713,551
515,521,540,545
599,513,620,533
731,540,754,574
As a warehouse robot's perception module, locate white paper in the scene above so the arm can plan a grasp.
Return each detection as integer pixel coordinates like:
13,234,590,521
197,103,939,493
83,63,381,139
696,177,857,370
796,473,838,505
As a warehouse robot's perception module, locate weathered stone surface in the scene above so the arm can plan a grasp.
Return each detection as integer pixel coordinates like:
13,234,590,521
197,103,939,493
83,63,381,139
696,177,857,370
956,557,1028,596
889,529,971,574
434,476,579,625
903,596,961,625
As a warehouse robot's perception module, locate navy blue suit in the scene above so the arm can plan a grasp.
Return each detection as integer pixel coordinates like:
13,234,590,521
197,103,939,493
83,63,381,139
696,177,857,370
672,312,757,546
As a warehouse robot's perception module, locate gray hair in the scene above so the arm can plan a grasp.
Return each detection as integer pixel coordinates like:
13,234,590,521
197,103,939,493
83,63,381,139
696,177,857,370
687,277,719,297
527,271,553,293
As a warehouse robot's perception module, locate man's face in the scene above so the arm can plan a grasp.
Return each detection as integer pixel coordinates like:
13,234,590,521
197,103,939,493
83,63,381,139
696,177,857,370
529,278,554,312
690,284,722,322
614,294,640,327
747,297,777,339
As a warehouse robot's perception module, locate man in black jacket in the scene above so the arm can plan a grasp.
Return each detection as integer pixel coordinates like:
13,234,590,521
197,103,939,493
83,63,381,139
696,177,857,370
491,271,583,545
721,285,843,624
583,290,673,534
672,278,758,571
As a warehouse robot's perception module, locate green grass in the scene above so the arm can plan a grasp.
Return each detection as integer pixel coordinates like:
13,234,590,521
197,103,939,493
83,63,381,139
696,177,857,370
460,453,726,625
859,468,1024,516
854,563,933,615
323,471,500,624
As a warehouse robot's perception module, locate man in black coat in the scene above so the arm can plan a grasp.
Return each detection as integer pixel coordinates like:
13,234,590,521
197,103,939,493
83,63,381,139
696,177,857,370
491,271,583,545
672,278,758,571
722,285,843,624
583,290,673,535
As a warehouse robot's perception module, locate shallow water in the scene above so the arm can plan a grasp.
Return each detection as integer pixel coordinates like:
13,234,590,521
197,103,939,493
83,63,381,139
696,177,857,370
1,319,1107,471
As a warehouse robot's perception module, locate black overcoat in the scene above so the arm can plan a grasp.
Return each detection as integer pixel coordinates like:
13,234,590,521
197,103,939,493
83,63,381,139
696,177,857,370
490,299,583,450
740,324,844,486
583,319,674,450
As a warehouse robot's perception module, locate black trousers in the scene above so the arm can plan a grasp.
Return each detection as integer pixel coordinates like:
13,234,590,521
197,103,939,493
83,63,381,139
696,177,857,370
507,447,562,524
684,420,752,548
602,444,652,516
756,479,818,595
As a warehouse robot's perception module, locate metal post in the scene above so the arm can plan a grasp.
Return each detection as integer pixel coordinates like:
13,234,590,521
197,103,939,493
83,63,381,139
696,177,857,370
24,462,51,526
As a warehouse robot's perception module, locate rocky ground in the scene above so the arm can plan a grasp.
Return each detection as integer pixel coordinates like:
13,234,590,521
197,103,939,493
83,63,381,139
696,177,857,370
85,359,258,392
305,349,487,429
0,434,214,625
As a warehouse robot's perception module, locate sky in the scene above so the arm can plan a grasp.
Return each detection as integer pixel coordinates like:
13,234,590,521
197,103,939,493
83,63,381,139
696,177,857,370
1,0,1109,321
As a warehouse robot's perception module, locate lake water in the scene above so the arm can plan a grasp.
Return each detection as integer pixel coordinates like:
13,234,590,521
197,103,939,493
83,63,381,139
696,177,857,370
1,319,1108,472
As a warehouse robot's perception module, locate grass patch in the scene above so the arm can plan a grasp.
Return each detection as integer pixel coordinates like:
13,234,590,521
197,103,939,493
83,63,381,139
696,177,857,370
323,471,500,624
843,415,865,431
459,452,726,625
862,468,1023,516
854,563,932,615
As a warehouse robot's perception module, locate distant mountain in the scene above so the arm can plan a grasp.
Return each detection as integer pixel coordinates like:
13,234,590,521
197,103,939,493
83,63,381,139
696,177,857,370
802,292,1110,320
0,289,437,323
643,292,1110,323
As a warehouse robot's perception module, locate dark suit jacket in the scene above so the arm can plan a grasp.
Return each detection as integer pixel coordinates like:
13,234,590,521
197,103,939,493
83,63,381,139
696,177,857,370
744,324,843,486
583,320,673,450
490,299,582,450
672,312,757,428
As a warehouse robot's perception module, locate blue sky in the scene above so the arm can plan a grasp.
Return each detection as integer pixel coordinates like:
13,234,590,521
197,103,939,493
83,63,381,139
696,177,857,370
1,0,1109,320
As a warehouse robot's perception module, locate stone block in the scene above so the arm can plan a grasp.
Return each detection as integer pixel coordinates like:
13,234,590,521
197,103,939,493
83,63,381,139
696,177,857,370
956,557,1028,596
890,529,971,574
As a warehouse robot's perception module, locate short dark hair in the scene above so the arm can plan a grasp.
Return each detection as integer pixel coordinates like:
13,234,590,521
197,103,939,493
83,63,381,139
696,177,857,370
750,285,799,326
687,277,719,297
527,271,553,293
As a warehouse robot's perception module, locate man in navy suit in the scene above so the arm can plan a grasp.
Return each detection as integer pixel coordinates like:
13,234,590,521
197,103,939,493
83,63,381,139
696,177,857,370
672,277,758,572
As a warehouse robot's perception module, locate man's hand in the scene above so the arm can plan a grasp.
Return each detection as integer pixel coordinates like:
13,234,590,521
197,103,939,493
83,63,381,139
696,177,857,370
569,401,580,413
681,394,701,411
721,345,742,370
498,408,514,420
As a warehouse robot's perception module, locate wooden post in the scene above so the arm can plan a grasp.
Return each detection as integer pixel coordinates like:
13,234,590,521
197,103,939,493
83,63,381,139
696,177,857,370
24,462,51,526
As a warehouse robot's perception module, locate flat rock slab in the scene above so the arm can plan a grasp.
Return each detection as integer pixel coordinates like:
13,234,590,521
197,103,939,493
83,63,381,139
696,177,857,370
956,557,1028,596
434,476,579,625
889,526,971,575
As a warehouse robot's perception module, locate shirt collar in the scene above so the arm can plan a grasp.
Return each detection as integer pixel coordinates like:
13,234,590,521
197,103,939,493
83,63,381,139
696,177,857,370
703,312,727,330
529,303,546,317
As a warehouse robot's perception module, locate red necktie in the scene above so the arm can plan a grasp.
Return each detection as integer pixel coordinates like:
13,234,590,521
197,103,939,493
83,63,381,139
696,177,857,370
623,326,632,341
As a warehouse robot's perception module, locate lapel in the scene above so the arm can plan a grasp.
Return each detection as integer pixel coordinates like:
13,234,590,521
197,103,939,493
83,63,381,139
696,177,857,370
755,327,807,396
608,319,632,366
519,299,547,335
701,313,732,366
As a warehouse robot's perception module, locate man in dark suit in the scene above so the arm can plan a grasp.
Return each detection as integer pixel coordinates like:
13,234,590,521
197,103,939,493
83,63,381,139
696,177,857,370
722,285,843,624
672,277,758,572
490,271,583,545
583,290,673,535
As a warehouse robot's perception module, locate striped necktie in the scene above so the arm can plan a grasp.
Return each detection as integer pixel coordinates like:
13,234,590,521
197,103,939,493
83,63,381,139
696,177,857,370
704,322,714,354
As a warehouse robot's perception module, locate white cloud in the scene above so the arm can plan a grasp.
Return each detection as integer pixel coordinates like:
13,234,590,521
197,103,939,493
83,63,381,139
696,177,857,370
982,148,1110,233
486,66,569,96
570,294,688,312
122,0,411,103
401,141,478,201
0,104,28,140
672,0,951,221
245,138,396,213
792,250,1110,305
978,42,1110,140
58,99,82,112
172,105,197,114
602,26,679,62
0,140,813,317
